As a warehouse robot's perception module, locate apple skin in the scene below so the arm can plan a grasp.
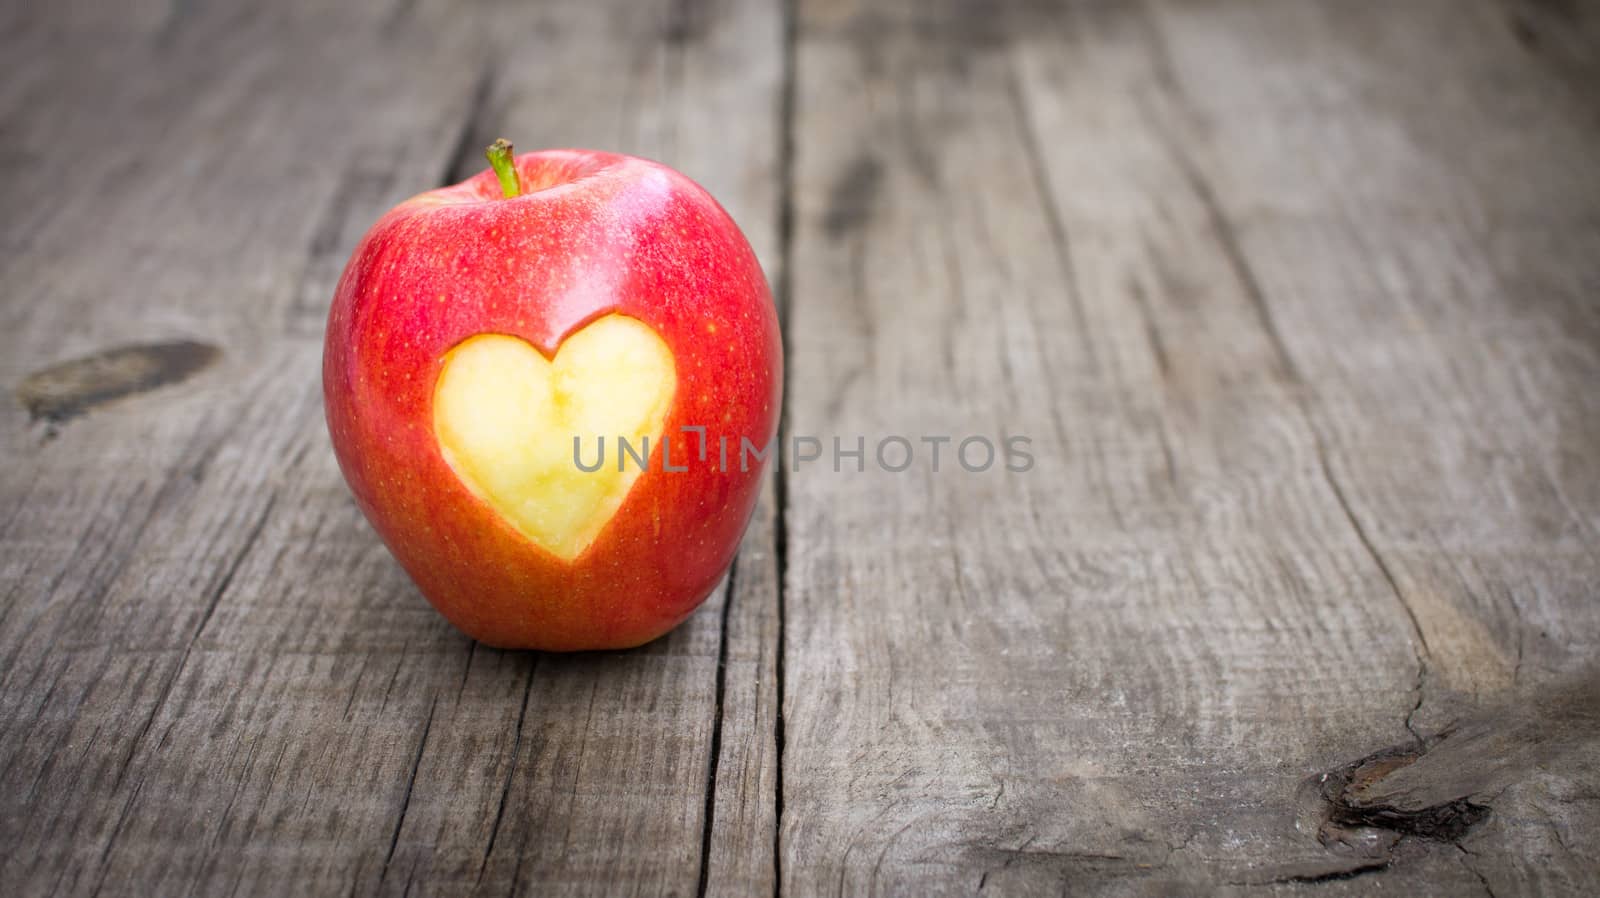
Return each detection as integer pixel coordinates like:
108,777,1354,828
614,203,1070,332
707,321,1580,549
323,149,781,651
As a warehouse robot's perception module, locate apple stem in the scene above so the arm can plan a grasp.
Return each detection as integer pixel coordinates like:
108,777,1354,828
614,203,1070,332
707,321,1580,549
485,138,522,198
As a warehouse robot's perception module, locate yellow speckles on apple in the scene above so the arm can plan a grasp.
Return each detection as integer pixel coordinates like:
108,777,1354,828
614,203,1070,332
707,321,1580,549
432,314,676,562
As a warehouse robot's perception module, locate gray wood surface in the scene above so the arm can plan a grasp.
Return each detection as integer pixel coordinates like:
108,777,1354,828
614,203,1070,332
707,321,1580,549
1,0,1596,895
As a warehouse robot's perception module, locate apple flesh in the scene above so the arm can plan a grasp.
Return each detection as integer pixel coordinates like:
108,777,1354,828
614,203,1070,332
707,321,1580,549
433,316,677,562
323,144,781,650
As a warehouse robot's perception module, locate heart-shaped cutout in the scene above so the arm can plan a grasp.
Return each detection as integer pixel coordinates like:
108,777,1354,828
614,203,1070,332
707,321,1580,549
433,314,677,561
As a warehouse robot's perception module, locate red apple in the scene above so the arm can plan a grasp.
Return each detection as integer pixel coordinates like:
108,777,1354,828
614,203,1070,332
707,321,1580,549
323,141,781,650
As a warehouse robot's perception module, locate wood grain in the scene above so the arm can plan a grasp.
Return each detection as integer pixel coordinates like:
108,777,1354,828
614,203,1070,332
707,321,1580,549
0,1,782,895
779,0,1600,893
3,0,1598,895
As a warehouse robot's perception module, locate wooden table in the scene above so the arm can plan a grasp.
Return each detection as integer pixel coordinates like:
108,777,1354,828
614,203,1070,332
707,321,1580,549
4,0,1598,894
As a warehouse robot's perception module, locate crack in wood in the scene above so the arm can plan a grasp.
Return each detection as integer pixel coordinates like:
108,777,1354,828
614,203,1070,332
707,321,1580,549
696,564,739,898
1004,59,1100,372
380,696,438,882
1138,21,1438,750
771,1,799,895
1247,859,1392,886
476,659,537,887
1314,438,1434,749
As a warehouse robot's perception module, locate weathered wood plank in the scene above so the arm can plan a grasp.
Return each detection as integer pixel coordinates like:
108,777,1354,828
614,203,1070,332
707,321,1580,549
1129,2,1600,891
778,0,1599,893
6,0,1599,894
0,14,487,894
0,0,784,895
703,472,783,898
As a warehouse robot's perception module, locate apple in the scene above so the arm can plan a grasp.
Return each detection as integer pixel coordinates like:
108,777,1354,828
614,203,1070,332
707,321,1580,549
323,140,782,650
